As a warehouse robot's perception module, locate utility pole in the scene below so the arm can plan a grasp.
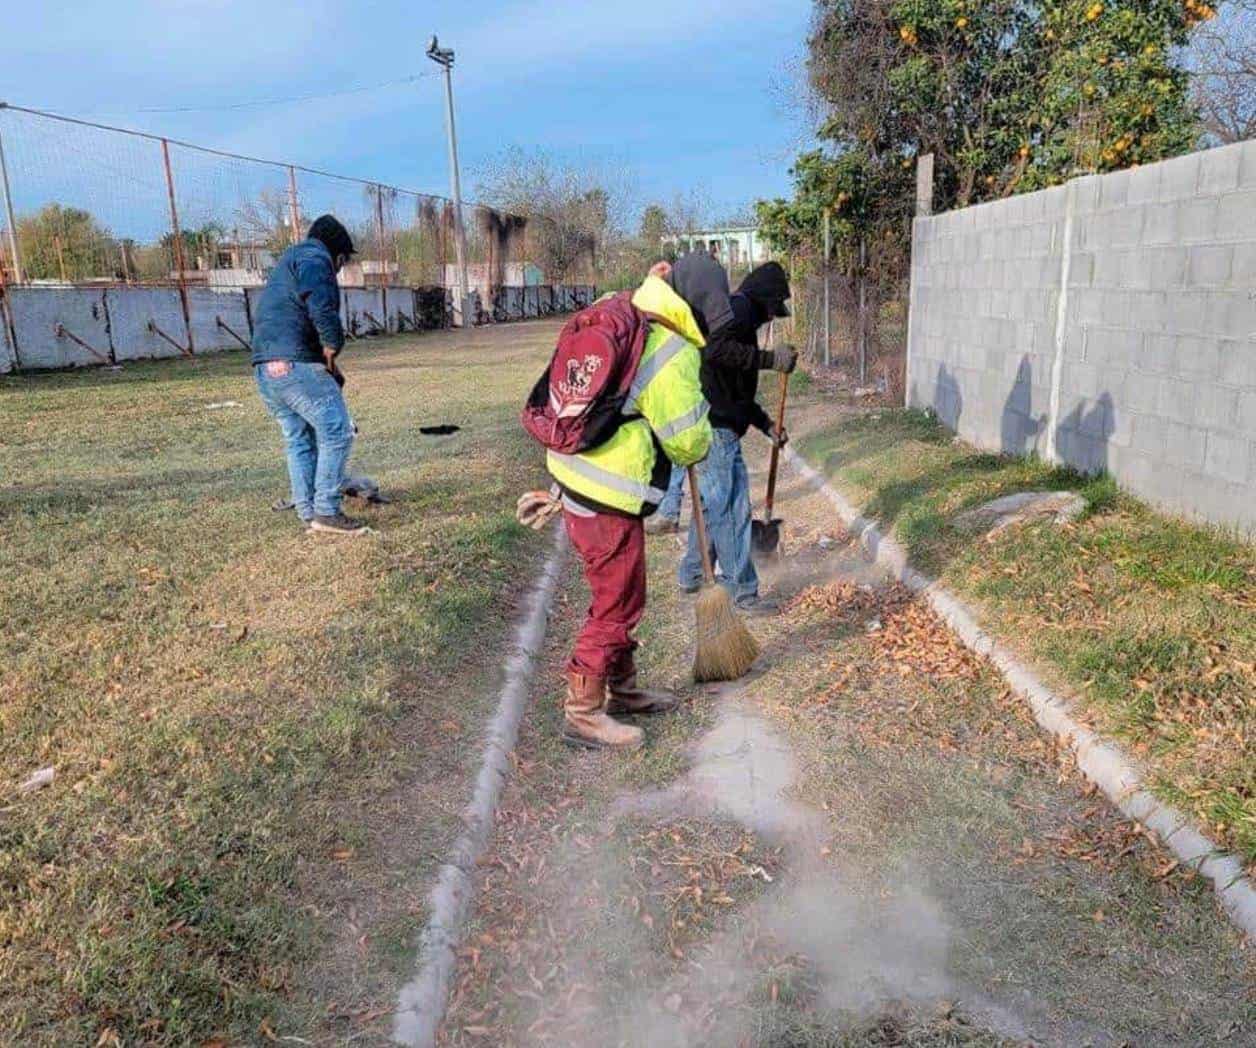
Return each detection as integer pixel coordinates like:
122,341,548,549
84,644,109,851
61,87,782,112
0,107,24,284
426,36,471,326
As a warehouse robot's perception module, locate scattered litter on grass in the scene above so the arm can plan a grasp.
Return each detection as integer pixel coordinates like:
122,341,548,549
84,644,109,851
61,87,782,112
420,424,462,436
954,491,1087,539
204,400,242,410
18,767,55,794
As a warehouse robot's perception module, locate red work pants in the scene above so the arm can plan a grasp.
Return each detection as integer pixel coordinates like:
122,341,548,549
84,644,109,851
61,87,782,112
563,504,647,679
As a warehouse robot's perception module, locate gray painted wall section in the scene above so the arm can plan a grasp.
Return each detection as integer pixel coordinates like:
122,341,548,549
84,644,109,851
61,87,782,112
343,288,386,337
188,287,253,353
8,288,112,368
109,288,190,361
383,287,418,333
1,284,597,374
0,297,16,373
907,139,1256,533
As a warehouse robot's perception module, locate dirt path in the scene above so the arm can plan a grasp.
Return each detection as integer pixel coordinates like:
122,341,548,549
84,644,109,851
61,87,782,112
432,409,1252,1047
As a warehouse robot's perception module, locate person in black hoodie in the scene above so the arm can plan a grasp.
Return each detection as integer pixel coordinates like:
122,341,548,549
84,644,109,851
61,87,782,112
669,256,796,614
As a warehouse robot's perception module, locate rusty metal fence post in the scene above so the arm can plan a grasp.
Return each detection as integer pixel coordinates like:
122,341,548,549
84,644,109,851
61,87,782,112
0,113,24,284
288,166,301,246
374,184,386,287
160,138,194,354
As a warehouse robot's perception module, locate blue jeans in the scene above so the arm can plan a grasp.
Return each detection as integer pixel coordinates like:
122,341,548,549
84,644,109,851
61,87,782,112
657,464,686,521
678,428,758,604
255,361,354,519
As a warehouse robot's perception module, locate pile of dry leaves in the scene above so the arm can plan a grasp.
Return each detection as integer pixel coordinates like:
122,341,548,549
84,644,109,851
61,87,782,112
788,581,982,683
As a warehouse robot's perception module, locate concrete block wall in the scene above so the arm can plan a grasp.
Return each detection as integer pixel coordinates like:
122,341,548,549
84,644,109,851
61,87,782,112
907,139,1256,534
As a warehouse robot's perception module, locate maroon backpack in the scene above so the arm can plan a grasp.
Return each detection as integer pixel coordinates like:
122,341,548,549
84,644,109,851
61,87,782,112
521,292,652,453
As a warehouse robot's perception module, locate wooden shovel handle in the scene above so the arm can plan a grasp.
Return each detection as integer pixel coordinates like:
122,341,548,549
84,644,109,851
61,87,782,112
764,370,790,519
687,465,716,585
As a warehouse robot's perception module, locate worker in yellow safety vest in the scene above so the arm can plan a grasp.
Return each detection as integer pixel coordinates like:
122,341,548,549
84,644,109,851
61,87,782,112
544,266,714,750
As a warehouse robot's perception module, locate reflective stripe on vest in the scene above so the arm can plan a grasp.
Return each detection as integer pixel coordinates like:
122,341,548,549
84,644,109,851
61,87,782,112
655,399,710,441
550,451,666,504
561,494,596,517
624,333,688,415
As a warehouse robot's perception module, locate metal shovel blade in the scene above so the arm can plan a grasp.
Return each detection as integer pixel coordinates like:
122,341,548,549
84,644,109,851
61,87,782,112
751,517,783,554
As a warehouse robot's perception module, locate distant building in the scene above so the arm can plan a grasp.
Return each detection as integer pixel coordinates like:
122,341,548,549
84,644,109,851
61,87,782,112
200,239,277,288
660,225,770,269
210,240,275,271
339,259,401,287
443,261,545,289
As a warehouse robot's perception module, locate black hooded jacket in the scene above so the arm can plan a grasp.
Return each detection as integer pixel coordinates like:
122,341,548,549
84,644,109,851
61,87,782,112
701,261,791,436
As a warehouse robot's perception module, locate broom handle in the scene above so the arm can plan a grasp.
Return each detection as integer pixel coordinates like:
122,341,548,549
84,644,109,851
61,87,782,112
687,465,717,586
764,370,789,520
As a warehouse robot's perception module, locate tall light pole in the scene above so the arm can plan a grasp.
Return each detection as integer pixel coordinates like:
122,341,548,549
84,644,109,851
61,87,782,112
426,36,471,326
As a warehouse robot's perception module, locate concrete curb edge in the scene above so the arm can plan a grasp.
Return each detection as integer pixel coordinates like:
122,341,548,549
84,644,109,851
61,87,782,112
392,525,570,1046
784,446,1256,941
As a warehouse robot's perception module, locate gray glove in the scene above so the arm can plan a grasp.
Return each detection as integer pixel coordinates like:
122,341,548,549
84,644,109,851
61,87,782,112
771,345,798,373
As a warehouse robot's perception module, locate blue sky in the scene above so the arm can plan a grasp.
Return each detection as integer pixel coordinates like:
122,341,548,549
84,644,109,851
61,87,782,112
2,0,816,229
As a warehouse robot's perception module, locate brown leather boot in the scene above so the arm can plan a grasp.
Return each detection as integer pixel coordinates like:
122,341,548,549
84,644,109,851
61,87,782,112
607,672,680,716
562,672,645,751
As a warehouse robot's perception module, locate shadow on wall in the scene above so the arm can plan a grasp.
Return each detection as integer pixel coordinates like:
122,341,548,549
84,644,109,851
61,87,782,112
935,364,963,432
1000,356,1046,456
1055,391,1115,475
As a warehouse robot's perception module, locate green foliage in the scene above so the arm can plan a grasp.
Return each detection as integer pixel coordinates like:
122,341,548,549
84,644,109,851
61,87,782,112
758,0,1207,262
1028,0,1203,185
757,149,914,275
17,203,118,281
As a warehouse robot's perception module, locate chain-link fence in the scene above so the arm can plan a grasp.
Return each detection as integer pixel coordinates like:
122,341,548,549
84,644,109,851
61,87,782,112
0,104,596,370
784,259,907,401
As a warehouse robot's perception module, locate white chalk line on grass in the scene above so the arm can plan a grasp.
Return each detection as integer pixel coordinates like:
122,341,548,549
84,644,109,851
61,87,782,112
392,524,569,1047
784,446,1256,942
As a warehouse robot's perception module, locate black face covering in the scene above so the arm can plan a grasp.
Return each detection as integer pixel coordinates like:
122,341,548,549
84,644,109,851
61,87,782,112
737,261,791,319
667,253,734,336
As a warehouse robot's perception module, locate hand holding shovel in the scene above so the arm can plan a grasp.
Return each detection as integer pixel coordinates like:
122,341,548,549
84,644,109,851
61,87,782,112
752,367,792,555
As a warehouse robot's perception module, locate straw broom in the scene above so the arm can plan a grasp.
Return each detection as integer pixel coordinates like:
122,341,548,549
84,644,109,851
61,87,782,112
687,465,759,682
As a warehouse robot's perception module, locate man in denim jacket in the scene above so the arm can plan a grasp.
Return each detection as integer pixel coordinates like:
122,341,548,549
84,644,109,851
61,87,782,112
252,214,366,535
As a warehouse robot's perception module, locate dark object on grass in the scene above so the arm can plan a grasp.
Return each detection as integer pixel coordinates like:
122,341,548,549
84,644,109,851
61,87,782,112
419,424,461,436
752,371,790,555
271,474,389,513
343,476,391,504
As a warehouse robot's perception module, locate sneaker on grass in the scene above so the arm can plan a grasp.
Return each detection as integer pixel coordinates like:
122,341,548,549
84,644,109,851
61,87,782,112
309,512,370,536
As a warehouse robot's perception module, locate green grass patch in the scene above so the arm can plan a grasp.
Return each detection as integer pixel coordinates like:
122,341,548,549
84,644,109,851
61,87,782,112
0,324,562,1044
798,407,1256,867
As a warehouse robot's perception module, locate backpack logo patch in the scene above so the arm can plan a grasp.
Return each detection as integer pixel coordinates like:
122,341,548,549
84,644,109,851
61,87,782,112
560,354,603,399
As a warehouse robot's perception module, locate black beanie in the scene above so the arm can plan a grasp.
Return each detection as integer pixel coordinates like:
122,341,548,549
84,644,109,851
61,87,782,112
307,214,355,259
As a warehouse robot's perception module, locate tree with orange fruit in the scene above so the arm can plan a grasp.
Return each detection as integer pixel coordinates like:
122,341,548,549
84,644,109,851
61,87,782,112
757,0,1205,267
